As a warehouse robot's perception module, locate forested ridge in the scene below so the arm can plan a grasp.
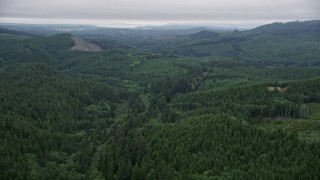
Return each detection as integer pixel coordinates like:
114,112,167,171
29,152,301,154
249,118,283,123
1,21,320,179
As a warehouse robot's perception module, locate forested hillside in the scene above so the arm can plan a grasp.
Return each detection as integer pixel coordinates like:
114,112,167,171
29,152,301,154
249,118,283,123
144,21,320,65
1,21,320,179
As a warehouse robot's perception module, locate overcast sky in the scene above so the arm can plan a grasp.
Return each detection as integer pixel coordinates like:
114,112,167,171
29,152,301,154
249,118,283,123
0,0,319,27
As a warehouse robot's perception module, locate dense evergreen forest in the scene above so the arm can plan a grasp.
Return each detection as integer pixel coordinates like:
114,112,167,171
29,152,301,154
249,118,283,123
1,21,320,179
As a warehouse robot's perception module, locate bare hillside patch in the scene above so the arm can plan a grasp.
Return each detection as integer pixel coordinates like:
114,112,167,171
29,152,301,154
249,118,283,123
267,86,287,93
70,36,103,52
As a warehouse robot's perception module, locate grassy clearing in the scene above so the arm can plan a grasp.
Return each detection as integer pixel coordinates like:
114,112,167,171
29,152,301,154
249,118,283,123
252,104,320,143
252,118,320,143
307,103,320,121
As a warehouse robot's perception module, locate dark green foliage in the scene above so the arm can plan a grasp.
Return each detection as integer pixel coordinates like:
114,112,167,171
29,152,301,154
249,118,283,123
0,63,126,179
1,21,320,179
253,20,320,35
174,78,320,119
0,27,36,36
33,33,75,51
0,33,74,65
143,115,320,179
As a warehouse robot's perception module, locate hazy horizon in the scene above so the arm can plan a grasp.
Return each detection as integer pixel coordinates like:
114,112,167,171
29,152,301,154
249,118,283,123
1,18,318,29
1,0,319,28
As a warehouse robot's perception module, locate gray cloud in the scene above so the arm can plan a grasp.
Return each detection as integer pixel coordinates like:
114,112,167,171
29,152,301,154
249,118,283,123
0,0,319,24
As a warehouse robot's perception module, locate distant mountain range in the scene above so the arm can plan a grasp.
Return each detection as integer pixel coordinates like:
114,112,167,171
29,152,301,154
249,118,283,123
1,20,319,65
0,23,240,37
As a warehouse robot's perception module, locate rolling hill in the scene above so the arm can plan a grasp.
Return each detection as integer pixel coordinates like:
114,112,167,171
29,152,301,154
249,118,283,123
147,20,320,65
1,21,320,179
